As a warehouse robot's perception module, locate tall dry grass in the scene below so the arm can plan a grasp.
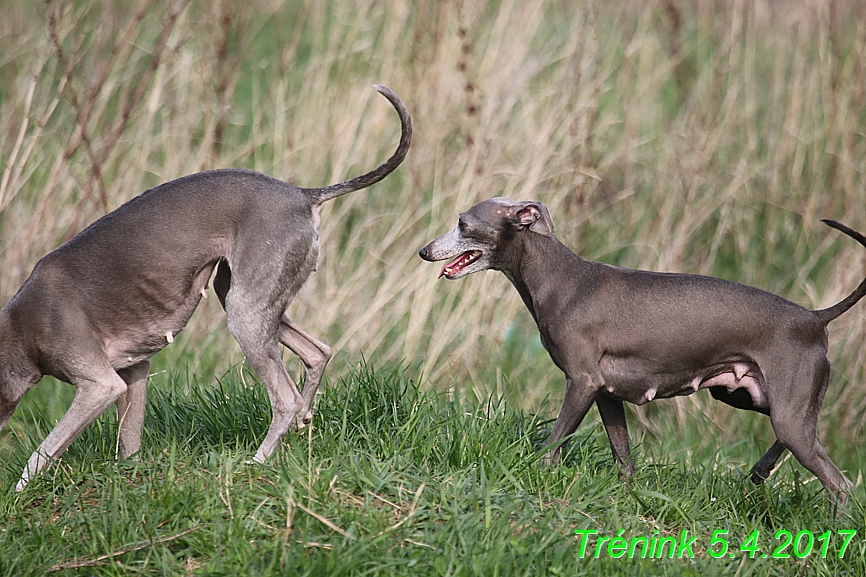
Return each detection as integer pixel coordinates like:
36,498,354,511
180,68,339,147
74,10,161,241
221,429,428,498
1,0,865,459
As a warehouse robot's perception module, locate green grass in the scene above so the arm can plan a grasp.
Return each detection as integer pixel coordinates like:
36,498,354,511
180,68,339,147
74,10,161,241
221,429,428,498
2,362,864,576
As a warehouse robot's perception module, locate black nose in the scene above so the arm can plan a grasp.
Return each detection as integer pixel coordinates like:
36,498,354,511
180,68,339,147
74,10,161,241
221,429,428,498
418,246,429,260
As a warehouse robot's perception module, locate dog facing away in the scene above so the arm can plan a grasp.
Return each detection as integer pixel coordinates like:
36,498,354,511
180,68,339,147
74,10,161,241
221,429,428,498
419,198,866,504
0,85,411,491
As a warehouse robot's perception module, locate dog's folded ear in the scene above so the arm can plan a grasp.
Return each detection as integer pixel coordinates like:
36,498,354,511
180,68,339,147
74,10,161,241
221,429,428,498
513,202,555,236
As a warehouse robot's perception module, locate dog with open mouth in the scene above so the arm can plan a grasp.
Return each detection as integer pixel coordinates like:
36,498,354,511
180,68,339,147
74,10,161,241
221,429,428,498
419,197,866,505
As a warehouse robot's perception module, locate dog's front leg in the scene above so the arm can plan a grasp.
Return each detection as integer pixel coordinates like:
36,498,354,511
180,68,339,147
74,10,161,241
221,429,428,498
596,395,635,477
17,368,128,490
278,315,332,429
544,374,601,466
115,361,150,459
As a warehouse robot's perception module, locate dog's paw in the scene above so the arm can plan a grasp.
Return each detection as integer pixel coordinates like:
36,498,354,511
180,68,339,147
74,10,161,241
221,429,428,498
244,453,267,466
750,469,768,485
294,411,313,430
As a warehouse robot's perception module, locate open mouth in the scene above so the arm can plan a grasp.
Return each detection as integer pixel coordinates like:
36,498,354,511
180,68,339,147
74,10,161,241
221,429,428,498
439,250,482,279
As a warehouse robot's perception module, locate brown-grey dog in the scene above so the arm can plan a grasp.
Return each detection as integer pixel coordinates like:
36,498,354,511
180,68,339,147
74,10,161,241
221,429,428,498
419,198,866,504
0,85,411,491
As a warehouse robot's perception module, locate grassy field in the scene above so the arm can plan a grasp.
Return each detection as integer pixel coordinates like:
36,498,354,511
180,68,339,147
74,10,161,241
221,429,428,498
2,0,866,574
2,361,865,576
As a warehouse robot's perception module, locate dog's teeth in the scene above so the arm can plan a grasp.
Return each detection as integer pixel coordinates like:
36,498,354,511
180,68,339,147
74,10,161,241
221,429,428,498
165,331,174,343
201,288,208,299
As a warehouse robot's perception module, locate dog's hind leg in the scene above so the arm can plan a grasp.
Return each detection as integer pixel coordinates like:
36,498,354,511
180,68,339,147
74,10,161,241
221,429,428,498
232,326,304,462
233,328,304,462
707,385,783,484
17,365,128,490
278,315,332,429
222,293,305,463
771,421,851,505
765,358,852,504
115,360,150,459
751,440,786,484
215,259,307,460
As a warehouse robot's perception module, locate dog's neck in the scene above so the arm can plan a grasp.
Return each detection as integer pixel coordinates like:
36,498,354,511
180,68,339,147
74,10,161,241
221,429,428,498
500,233,593,323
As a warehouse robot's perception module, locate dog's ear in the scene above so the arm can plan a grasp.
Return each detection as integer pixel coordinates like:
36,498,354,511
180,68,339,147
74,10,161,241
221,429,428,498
513,202,555,236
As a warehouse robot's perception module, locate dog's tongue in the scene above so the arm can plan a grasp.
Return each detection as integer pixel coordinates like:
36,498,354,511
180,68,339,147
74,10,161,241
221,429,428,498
438,251,480,278
438,257,461,278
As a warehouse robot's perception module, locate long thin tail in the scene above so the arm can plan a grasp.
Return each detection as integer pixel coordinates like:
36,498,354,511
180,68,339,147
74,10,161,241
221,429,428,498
813,219,866,324
300,85,412,204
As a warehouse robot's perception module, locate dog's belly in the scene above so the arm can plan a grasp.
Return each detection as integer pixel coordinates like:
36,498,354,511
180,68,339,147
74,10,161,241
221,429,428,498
105,331,180,369
98,261,219,370
104,280,213,370
105,294,206,369
598,356,768,409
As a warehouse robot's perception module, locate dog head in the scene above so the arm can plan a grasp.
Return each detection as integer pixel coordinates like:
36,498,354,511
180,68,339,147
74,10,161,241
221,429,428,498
418,198,554,279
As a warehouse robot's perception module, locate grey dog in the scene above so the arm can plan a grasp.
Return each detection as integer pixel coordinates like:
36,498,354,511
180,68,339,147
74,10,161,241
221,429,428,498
419,197,865,504
0,85,411,491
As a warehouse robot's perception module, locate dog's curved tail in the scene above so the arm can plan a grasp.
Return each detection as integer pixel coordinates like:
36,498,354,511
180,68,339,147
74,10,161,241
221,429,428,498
300,85,412,205
813,219,866,325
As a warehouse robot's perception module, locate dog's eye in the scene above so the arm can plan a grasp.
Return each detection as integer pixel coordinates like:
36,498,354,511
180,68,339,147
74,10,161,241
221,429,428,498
458,218,468,231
